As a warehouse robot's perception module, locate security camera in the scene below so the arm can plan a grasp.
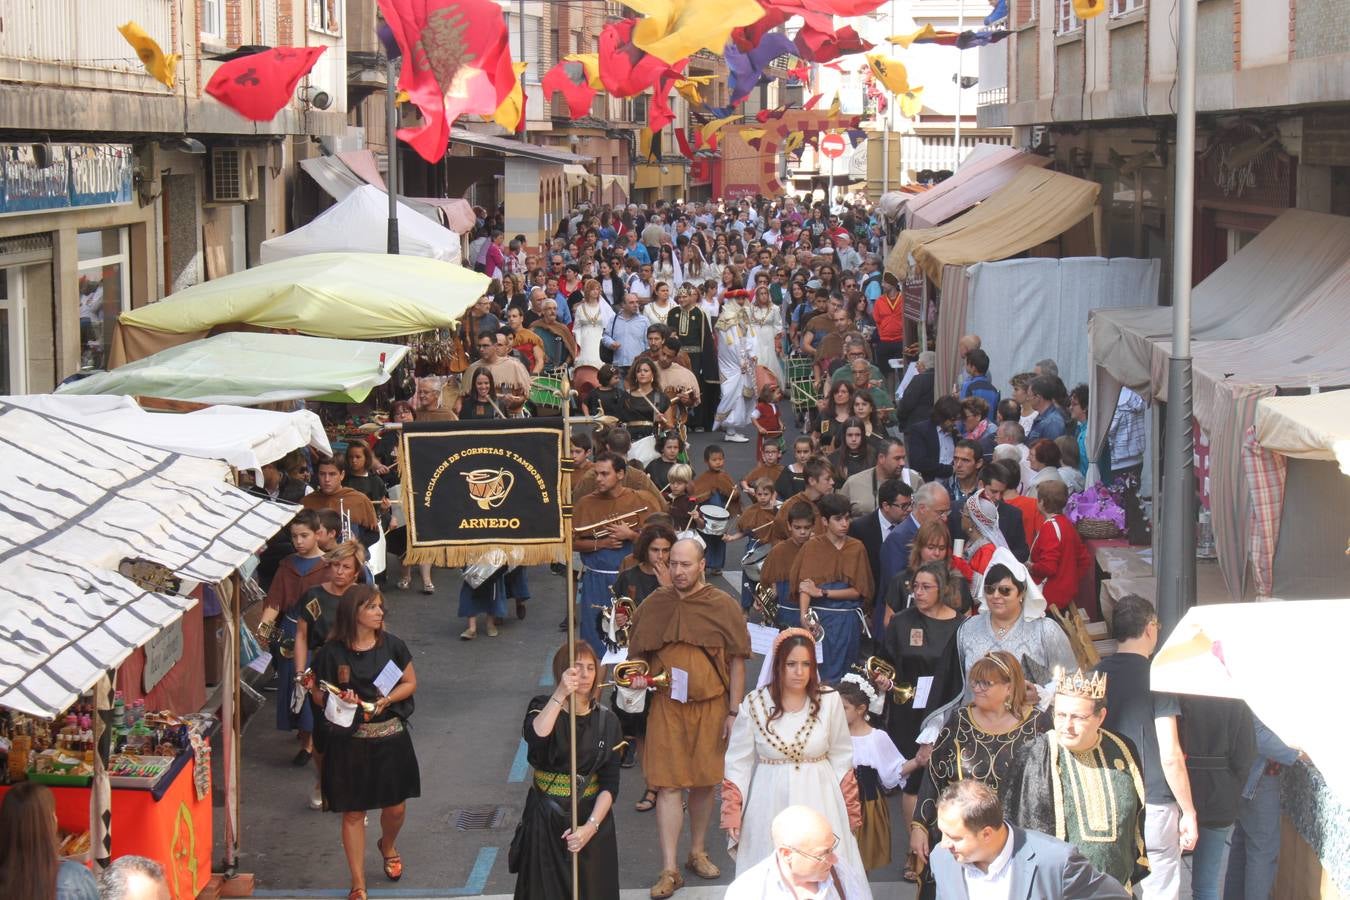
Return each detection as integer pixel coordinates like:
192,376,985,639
299,85,333,110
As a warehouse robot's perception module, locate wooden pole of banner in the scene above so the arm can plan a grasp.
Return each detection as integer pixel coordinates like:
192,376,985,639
560,379,581,900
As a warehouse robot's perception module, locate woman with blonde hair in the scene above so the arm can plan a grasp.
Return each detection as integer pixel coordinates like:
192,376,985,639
908,650,1042,898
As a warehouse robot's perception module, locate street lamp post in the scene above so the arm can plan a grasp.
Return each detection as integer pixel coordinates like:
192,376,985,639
385,55,400,255
1158,0,1199,635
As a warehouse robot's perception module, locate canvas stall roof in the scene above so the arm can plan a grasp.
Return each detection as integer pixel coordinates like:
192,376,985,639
5,394,331,475
260,185,459,264
1254,392,1350,475
903,146,1051,229
109,253,487,366
885,167,1100,282
0,399,296,718
300,151,477,233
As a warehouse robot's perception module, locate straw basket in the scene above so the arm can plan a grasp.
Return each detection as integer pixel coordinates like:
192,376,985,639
1075,518,1122,540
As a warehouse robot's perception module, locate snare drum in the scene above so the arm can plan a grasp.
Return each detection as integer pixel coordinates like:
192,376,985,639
741,543,772,582
528,376,563,412
698,504,731,536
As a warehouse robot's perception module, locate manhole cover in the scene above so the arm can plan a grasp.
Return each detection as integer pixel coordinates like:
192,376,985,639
451,805,510,830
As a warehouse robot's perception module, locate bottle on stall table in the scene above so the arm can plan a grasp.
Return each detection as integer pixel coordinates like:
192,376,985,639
131,698,146,728
112,691,126,731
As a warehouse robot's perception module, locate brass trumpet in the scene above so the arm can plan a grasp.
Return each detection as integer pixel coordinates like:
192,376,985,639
856,657,916,704
575,507,650,539
752,582,779,625
599,590,637,651
604,660,671,690
298,670,379,714
803,608,825,643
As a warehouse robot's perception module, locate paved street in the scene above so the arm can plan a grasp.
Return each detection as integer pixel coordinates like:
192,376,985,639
235,422,918,899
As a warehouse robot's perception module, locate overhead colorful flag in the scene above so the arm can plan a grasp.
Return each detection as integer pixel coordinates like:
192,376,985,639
205,46,326,121
866,54,910,95
724,32,796,103
598,18,685,97
795,25,871,63
673,127,700,159
673,73,715,106
565,53,605,89
492,61,528,133
118,21,180,89
700,112,740,146
649,67,685,130
625,0,765,65
1072,0,1107,18
899,86,924,118
377,0,517,163
890,24,938,47
542,59,599,118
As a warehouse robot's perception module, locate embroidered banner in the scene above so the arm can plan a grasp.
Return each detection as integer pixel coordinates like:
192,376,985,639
400,418,566,566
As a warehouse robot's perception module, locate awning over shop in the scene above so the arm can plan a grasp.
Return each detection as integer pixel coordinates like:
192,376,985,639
109,252,487,366
886,167,1101,282
600,173,630,197
4,394,330,475
902,145,1051,229
563,163,597,190
261,184,460,264
1254,392,1350,475
61,332,407,407
0,399,296,718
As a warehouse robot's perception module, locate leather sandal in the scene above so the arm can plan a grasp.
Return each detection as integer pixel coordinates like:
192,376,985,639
634,788,658,812
347,889,366,900
378,837,403,881
685,851,720,879
649,868,684,899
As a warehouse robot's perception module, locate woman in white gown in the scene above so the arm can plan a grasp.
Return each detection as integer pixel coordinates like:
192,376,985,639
714,289,756,441
747,285,784,391
572,279,615,368
721,629,870,894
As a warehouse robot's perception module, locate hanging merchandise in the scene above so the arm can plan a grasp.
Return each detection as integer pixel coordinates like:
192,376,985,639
204,47,326,121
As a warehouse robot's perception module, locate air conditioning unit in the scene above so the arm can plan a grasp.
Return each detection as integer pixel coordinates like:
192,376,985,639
209,147,260,202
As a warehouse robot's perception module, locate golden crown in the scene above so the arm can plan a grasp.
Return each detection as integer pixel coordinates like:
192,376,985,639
1053,666,1107,700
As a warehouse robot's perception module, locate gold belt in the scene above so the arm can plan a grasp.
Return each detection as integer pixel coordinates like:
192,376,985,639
352,718,404,739
757,753,827,766
533,770,600,798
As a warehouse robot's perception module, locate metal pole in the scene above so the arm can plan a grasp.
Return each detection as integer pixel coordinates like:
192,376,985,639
385,56,400,254
953,0,964,170
561,386,580,900
1158,0,1198,636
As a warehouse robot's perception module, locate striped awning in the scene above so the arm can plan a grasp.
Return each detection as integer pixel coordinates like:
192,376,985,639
0,399,296,718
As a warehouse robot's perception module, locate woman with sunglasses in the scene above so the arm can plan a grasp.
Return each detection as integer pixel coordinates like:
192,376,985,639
876,560,964,879
907,650,1041,898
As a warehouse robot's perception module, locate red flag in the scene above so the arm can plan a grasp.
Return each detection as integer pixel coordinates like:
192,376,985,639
794,24,871,63
205,47,325,121
673,126,700,159
378,0,517,163
542,60,597,119
598,18,686,97
648,65,687,131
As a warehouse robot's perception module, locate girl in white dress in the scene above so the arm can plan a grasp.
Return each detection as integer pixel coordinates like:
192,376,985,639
721,629,871,895
572,279,615,368
747,286,784,391
713,290,756,442
836,676,912,872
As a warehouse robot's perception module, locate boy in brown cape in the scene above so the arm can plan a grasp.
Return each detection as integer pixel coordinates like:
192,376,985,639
787,492,874,682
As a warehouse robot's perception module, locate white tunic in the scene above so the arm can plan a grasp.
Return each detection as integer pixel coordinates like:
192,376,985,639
571,298,614,368
715,302,756,431
748,302,784,387
723,689,871,896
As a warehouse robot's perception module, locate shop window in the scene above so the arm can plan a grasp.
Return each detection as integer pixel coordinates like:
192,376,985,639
1110,0,1143,15
77,228,130,371
1056,0,1082,33
309,0,342,36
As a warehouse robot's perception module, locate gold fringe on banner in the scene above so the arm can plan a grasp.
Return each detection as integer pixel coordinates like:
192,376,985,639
401,544,565,569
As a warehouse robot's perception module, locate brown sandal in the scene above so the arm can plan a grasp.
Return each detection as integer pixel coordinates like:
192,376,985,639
347,890,366,900
634,788,657,812
378,837,403,881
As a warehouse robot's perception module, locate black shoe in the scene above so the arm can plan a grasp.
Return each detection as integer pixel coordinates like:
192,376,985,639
620,743,637,769
558,617,570,632
549,563,567,576
291,748,312,767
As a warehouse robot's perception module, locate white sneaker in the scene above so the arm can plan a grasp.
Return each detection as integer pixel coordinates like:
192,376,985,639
725,432,750,443
309,783,323,810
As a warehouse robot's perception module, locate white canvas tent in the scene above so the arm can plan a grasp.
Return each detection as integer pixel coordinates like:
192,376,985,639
1087,210,1350,599
260,184,461,264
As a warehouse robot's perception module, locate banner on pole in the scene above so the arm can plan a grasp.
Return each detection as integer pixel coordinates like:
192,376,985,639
400,418,567,567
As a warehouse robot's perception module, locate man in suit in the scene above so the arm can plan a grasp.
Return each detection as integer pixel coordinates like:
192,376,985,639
848,478,913,636
906,395,963,483
895,349,937,431
931,780,1129,900
879,481,951,593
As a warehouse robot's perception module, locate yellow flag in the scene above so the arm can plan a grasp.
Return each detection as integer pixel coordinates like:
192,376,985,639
888,24,937,48
737,127,766,143
395,89,410,105
563,53,604,90
1072,0,1107,18
866,54,910,95
626,0,765,65
783,132,805,154
899,86,924,118
701,113,741,146
492,62,529,133
118,21,180,89
827,92,841,117
674,74,716,106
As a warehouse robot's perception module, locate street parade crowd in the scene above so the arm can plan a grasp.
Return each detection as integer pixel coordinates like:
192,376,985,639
239,194,1291,900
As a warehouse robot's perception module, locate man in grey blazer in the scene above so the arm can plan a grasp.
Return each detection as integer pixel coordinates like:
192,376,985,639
931,781,1128,900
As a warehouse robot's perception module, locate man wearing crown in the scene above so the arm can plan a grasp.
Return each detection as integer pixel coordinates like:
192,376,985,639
1002,667,1150,891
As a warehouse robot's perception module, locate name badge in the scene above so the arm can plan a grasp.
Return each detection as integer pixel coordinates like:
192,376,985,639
909,628,924,647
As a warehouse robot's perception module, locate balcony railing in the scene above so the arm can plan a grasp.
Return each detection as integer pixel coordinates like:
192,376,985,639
977,87,1008,108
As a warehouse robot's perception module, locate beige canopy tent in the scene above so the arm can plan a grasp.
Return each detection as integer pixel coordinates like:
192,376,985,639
1255,392,1350,476
1086,210,1350,600
901,145,1051,229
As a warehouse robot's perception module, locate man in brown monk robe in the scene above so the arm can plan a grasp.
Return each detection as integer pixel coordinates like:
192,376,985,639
301,456,379,548
572,427,668,512
627,539,751,899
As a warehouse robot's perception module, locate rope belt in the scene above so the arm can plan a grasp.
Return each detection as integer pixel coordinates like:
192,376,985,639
353,719,404,739
757,753,828,766
533,770,600,798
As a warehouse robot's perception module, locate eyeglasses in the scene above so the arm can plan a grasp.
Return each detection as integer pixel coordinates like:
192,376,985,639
787,835,839,864
971,680,1004,693
983,585,1018,597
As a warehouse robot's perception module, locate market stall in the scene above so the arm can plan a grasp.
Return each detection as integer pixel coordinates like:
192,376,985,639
107,252,489,367
59,332,409,407
260,185,461,264
0,397,298,896
898,144,1050,229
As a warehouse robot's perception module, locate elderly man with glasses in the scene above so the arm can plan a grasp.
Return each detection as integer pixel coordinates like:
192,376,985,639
724,805,871,900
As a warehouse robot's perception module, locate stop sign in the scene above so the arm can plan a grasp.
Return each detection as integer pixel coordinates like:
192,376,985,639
820,133,847,159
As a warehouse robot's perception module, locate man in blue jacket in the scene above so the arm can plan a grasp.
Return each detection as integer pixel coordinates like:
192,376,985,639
1224,717,1302,900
